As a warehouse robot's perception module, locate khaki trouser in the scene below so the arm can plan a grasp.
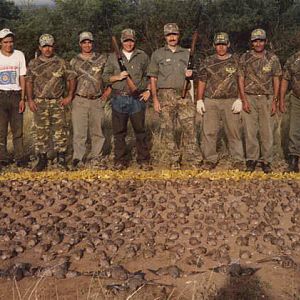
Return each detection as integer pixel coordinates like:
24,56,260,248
33,98,68,154
289,94,300,157
72,95,105,161
242,94,274,163
201,98,244,163
158,89,201,164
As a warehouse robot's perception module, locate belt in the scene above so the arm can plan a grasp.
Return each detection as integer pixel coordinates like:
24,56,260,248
76,93,101,100
159,88,181,93
291,93,300,99
245,93,269,97
36,97,61,100
113,90,131,97
0,90,21,95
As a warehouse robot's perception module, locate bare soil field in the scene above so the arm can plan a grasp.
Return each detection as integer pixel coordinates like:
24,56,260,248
0,168,299,300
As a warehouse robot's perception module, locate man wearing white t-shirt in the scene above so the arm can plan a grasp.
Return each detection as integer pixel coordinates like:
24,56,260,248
0,28,27,168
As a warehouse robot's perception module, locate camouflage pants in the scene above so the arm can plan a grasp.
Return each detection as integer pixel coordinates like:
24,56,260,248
33,98,67,154
157,89,201,164
202,98,244,163
289,94,300,156
242,94,274,163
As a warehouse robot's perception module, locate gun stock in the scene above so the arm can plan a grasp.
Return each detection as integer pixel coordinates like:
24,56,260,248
181,31,199,99
111,36,139,96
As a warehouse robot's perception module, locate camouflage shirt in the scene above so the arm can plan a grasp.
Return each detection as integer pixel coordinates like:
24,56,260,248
26,55,76,99
102,49,149,92
198,54,239,99
238,50,282,95
70,52,107,97
283,51,300,98
147,45,192,89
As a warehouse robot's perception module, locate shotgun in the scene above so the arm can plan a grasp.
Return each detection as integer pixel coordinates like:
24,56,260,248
111,36,139,97
181,32,199,99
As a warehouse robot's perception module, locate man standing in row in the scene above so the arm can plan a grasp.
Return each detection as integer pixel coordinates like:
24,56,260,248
197,32,244,170
148,23,201,169
70,31,110,169
238,29,281,173
0,28,28,168
26,34,76,171
280,50,300,173
103,29,151,170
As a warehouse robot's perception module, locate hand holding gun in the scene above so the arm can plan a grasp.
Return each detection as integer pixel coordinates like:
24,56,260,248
181,32,199,99
111,36,139,97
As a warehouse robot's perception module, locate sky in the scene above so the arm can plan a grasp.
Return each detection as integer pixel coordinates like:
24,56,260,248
13,0,54,6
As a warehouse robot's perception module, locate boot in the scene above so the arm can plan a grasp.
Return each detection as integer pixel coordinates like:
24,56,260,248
33,153,47,172
16,155,29,168
261,162,272,174
246,160,257,172
287,155,299,173
57,152,69,171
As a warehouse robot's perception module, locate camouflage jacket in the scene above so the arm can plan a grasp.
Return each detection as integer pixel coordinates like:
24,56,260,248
147,45,191,89
70,52,107,97
283,51,300,98
198,54,239,99
102,49,149,93
26,55,76,99
238,50,282,95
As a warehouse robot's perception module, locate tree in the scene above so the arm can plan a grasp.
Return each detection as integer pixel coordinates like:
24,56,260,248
0,0,20,28
7,0,300,61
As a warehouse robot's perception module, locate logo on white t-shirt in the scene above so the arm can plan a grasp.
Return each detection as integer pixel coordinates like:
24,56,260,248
0,70,17,85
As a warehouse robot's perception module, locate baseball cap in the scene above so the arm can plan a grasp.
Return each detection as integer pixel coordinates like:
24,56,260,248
164,23,180,36
121,29,136,42
0,28,14,39
79,31,94,43
39,34,55,47
214,32,229,45
251,29,266,41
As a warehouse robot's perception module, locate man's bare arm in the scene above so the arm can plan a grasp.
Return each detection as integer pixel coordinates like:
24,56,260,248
60,78,76,106
279,78,288,113
150,77,161,113
26,80,37,112
271,76,280,115
197,81,206,100
238,76,250,113
19,75,26,113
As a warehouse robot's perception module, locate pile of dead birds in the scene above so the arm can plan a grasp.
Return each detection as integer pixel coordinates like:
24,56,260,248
0,178,299,292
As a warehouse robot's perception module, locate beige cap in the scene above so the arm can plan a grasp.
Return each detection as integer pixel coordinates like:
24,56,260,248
0,28,14,39
251,29,266,41
164,23,180,36
121,29,136,42
79,31,94,43
39,34,55,47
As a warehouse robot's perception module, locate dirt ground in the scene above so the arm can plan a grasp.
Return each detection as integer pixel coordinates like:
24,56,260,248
0,169,299,300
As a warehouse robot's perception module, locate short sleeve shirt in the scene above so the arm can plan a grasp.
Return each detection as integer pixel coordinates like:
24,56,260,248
102,49,149,92
238,50,282,95
70,52,107,97
198,54,239,99
147,45,190,89
0,49,26,91
26,55,76,99
282,51,300,98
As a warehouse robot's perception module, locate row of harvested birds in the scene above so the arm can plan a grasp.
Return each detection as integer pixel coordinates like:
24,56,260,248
0,178,299,285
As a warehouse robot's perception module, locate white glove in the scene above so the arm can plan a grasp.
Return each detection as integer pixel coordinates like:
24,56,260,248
196,99,206,115
231,98,243,114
